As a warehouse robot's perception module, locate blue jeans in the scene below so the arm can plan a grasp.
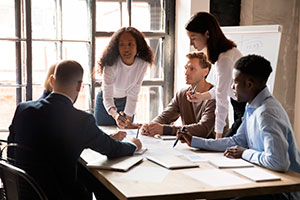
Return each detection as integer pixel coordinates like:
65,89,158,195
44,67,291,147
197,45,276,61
94,91,127,126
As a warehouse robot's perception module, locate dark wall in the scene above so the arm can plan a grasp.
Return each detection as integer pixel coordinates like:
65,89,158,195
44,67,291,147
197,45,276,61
210,0,241,26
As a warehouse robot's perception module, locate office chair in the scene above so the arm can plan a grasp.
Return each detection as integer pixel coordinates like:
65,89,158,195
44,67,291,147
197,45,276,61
0,141,48,200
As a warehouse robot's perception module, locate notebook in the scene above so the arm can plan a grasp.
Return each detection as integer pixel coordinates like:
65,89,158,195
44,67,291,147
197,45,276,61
233,168,281,182
86,155,143,172
146,155,199,169
208,157,254,168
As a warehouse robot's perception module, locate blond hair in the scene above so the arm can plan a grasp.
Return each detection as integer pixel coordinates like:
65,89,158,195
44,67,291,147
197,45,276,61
44,64,56,92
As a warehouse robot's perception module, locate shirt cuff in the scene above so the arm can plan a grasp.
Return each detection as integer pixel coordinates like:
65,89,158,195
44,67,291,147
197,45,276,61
190,136,204,149
127,141,138,152
242,149,255,161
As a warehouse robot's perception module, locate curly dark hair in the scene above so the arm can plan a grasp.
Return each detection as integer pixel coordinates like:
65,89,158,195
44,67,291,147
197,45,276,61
98,27,154,72
185,12,236,64
235,54,272,84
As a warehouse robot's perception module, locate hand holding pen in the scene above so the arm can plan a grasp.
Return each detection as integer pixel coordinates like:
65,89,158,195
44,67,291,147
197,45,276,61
113,111,130,129
173,126,187,148
176,128,192,147
192,84,198,94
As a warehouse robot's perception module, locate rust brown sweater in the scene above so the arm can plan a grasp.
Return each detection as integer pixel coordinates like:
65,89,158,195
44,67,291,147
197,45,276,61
152,86,216,138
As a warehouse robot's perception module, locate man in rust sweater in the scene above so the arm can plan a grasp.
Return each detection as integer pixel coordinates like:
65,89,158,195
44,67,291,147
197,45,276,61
142,52,218,138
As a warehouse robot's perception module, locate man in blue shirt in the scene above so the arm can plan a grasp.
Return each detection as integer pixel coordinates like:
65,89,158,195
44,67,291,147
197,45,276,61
179,55,300,200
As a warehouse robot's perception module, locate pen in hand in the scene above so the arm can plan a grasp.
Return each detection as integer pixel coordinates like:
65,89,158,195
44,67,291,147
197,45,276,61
136,128,140,138
173,127,187,148
192,84,198,94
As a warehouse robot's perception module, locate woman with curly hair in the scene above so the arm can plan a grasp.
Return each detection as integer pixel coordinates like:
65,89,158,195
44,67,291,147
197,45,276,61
94,27,154,128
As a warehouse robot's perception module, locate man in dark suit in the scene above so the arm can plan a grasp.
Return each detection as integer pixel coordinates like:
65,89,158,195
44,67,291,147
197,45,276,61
8,60,142,199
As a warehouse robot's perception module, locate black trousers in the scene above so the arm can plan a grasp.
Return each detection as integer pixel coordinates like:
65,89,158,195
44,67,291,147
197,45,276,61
224,98,247,137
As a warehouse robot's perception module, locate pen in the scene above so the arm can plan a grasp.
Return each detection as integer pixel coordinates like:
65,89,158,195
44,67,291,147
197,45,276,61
192,84,198,94
136,128,140,138
118,111,127,120
173,127,187,148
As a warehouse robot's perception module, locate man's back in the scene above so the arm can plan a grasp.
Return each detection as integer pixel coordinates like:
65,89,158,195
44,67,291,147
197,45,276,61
8,93,136,199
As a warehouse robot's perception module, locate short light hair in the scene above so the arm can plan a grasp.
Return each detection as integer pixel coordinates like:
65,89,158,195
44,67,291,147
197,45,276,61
54,60,83,85
186,52,211,78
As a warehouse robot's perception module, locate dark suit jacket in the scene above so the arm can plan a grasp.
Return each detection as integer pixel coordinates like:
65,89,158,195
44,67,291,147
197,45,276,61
8,93,136,199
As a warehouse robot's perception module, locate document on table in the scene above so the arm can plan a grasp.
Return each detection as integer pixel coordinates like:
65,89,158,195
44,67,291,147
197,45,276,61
121,166,169,183
233,168,281,182
208,156,254,168
134,147,148,155
183,169,250,187
158,135,177,140
146,155,199,169
81,148,143,172
86,155,143,171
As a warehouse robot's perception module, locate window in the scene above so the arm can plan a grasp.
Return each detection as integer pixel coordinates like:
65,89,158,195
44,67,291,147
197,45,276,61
0,0,93,131
0,0,174,130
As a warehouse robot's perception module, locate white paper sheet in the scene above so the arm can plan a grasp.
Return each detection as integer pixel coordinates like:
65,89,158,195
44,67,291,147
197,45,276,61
233,168,281,182
121,166,169,183
183,169,250,187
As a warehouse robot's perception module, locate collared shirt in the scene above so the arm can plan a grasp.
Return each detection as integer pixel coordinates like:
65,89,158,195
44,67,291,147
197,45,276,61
192,87,300,173
191,87,300,199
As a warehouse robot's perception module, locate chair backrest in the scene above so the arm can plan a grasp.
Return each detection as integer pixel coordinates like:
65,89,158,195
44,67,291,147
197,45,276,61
0,140,48,200
0,160,48,200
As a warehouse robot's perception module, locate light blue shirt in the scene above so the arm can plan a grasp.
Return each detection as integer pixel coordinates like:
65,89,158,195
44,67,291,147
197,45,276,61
191,87,300,198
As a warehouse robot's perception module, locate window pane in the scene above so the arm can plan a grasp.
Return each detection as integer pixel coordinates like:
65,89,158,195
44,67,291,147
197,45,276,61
32,41,60,99
62,42,90,111
32,0,57,39
132,0,164,32
95,37,110,78
0,87,17,129
135,86,163,122
32,84,45,100
74,84,90,111
144,38,163,79
62,0,89,40
0,41,16,83
96,2,121,31
62,42,90,83
0,1,15,37
32,41,60,72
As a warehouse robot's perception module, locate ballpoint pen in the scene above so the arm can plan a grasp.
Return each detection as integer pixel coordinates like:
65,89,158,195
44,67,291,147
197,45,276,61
136,128,140,138
118,111,127,120
173,126,187,148
192,84,198,94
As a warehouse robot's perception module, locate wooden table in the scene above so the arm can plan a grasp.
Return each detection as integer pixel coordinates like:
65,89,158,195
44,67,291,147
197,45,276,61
80,127,300,200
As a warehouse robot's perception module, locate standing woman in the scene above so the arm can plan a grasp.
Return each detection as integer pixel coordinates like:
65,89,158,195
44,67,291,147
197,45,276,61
94,27,154,128
185,12,246,138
